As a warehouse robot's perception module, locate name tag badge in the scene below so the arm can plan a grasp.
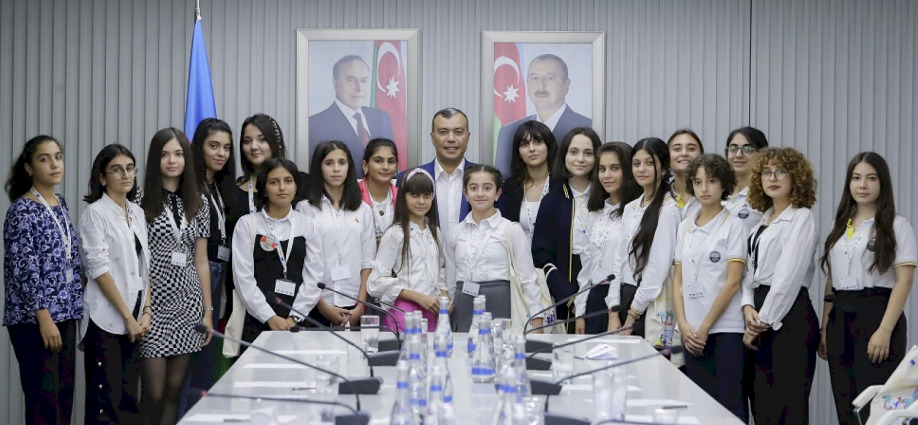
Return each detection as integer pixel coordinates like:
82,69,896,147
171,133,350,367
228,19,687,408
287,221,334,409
684,284,705,298
217,246,231,262
836,276,858,291
170,251,187,266
330,265,352,282
462,281,481,297
275,279,296,297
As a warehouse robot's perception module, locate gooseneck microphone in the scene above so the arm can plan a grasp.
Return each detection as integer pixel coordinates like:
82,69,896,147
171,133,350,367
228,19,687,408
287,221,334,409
317,282,403,350
524,321,644,370
198,390,370,425
525,309,610,335
523,274,615,352
266,293,399,368
192,324,381,407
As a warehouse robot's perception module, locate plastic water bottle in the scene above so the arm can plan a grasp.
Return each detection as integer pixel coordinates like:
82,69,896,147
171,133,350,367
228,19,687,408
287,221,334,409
424,361,455,425
490,364,519,425
433,296,454,357
471,312,496,383
419,316,430,371
431,344,453,404
466,295,487,357
512,335,531,398
399,313,417,363
407,333,428,419
391,360,418,425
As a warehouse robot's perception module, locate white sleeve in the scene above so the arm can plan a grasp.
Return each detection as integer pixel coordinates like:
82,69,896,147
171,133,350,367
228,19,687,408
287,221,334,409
893,217,918,267
437,229,447,294
606,217,628,309
758,210,817,330
78,207,111,280
575,250,595,317
232,215,276,323
741,223,761,308
631,204,680,313
367,228,404,306
292,216,323,318
360,205,376,270
510,223,545,318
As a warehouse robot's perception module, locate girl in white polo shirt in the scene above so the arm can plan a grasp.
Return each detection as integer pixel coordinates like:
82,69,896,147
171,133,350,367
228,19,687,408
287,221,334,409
818,152,917,425
672,154,748,422
722,127,769,233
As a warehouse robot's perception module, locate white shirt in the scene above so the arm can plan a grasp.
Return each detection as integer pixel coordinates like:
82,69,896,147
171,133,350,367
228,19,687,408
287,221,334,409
611,195,681,312
519,200,542,242
576,201,623,316
445,211,545,317
434,158,466,237
536,104,568,131
368,188,395,240
232,209,324,323
368,223,446,306
740,207,817,330
79,193,150,335
723,186,762,235
677,195,702,221
570,184,591,255
296,198,376,307
335,99,365,135
673,209,747,334
826,215,917,290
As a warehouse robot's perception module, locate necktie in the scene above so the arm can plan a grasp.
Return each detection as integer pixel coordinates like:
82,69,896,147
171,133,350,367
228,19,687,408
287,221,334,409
354,112,370,145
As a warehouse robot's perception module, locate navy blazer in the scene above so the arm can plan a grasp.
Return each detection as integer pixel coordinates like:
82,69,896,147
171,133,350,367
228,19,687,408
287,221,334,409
398,159,477,225
530,181,578,305
494,106,592,176
308,102,394,177
497,177,562,223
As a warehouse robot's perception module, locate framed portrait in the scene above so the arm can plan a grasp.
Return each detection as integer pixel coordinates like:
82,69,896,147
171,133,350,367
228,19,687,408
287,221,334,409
481,31,605,177
296,28,420,176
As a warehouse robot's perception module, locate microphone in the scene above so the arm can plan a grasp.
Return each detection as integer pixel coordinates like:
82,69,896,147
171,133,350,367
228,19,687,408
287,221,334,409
191,324,381,405
266,293,399,368
524,321,645,370
198,390,370,425
317,282,403,350
523,274,614,351
525,309,610,337
530,345,686,396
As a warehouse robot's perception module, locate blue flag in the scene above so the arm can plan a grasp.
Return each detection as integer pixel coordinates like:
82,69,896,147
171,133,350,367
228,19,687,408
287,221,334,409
184,18,217,140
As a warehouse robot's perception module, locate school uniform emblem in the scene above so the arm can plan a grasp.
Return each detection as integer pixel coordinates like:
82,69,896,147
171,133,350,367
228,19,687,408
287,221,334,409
709,251,722,263
867,237,876,252
738,208,750,219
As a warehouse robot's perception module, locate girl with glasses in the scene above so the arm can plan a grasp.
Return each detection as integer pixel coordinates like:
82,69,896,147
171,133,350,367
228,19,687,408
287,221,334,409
722,127,769,233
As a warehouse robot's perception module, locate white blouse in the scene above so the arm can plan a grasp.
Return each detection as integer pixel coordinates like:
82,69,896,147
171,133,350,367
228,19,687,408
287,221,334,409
570,185,591,255
723,186,762,235
232,209,324,323
79,193,150,335
740,207,817,330
296,198,376,307
519,200,542,243
576,201,623,316
444,211,545,317
368,223,446,306
826,215,917,290
610,195,681,312
673,209,747,334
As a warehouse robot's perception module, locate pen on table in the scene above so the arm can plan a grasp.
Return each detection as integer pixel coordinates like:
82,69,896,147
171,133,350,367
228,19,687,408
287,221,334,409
660,404,689,409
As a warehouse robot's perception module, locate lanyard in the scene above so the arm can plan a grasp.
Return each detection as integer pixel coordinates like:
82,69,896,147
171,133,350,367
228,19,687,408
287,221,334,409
208,182,227,242
261,210,296,278
247,180,256,215
165,197,188,247
523,174,551,243
465,221,497,281
843,218,874,275
590,203,620,247
327,201,349,264
572,185,590,235
685,211,730,284
31,188,72,261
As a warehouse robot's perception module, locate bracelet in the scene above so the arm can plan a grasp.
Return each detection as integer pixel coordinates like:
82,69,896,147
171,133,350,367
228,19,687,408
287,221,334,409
628,307,642,320
141,312,152,318
204,307,214,312
143,305,153,311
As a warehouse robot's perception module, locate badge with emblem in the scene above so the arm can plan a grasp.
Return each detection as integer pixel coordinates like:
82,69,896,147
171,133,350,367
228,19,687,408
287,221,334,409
709,251,722,263
738,208,750,219
260,235,277,252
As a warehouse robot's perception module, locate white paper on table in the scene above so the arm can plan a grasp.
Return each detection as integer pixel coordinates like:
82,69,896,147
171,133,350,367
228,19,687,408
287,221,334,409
243,363,310,369
182,413,298,423
233,381,316,389
274,349,347,355
625,414,700,424
626,399,693,408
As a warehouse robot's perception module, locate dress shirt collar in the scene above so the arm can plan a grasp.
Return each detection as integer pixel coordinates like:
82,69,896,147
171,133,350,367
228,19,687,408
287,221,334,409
537,104,568,131
462,209,503,229
761,205,798,224
262,206,294,222
335,99,363,119
434,158,466,179
100,192,131,216
688,208,729,234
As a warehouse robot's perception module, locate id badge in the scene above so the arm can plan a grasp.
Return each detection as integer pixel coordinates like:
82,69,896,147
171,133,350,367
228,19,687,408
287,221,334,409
275,279,296,297
217,246,231,262
65,267,74,283
462,281,481,297
330,264,352,281
836,276,858,291
170,251,187,266
684,284,705,298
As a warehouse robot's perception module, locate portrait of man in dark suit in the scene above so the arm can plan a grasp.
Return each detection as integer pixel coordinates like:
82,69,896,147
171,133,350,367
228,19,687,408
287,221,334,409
494,53,591,176
308,55,394,176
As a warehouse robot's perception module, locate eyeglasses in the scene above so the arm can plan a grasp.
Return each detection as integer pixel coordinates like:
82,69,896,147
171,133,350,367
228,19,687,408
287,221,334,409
760,169,788,182
106,165,136,179
727,145,758,155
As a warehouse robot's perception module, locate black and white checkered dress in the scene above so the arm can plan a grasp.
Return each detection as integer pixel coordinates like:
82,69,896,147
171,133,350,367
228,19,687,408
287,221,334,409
140,191,210,358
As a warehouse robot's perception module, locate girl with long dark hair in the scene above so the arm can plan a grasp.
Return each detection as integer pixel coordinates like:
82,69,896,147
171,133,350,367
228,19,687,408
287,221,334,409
722,127,769,232
667,129,704,220
359,138,399,244
498,121,560,243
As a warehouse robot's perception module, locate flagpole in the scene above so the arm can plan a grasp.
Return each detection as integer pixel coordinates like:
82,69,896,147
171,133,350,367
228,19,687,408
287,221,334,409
194,0,201,22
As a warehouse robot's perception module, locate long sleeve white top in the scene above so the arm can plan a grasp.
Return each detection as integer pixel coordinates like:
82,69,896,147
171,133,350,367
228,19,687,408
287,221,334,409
612,195,681,313
445,211,545,318
79,193,150,335
576,201,623,316
296,198,376,307
740,206,817,330
368,222,446,306
232,208,324,323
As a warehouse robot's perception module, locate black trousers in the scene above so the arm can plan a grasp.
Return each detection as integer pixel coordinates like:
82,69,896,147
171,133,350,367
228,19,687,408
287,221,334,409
617,283,646,338
827,287,906,425
750,286,818,425
83,319,142,424
7,319,77,425
584,283,609,334
683,332,748,422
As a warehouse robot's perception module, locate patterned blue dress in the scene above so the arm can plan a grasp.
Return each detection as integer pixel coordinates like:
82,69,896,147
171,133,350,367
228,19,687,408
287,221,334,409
3,196,83,326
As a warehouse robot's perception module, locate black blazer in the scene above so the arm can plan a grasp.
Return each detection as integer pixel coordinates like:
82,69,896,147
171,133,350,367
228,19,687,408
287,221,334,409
530,181,577,303
498,177,562,223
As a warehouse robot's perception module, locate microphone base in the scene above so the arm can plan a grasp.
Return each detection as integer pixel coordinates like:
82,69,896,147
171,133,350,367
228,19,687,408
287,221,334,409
335,412,370,425
544,412,590,425
338,377,382,394
366,351,400,367
526,356,552,371
525,339,553,353
378,338,400,352
530,378,562,395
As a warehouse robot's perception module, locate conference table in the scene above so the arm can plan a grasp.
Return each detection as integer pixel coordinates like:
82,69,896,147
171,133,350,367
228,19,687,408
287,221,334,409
179,330,745,424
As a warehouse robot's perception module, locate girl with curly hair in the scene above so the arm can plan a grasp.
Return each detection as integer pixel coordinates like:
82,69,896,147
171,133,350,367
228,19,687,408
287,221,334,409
741,147,819,425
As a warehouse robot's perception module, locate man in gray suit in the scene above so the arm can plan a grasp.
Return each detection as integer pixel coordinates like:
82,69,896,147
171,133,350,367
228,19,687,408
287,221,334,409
494,54,591,176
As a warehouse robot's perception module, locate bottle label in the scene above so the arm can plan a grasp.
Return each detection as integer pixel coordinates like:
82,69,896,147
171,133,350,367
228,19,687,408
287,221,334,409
430,385,443,392
396,382,409,389
471,367,495,376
